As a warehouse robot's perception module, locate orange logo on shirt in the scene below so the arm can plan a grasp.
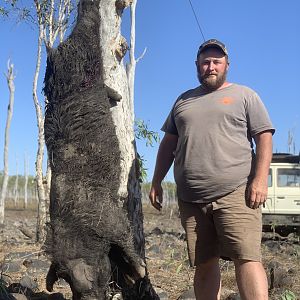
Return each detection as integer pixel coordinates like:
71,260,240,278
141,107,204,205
219,97,234,105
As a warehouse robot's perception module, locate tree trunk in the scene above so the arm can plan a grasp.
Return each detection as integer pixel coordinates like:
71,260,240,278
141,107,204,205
43,1,158,299
0,61,15,225
13,157,19,207
33,0,76,242
33,22,47,242
99,0,146,261
24,153,29,209
126,0,137,122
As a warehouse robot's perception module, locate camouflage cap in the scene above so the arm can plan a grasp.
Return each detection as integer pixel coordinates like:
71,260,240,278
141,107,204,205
197,39,228,58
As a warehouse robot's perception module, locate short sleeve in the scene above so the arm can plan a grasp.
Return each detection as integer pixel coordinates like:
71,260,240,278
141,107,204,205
161,105,178,135
246,91,275,137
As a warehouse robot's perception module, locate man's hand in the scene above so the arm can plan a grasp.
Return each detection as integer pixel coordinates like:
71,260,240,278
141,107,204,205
148,133,178,211
149,183,163,211
247,178,268,209
249,130,273,209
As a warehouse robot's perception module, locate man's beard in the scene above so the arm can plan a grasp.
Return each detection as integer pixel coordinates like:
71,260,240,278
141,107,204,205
198,69,227,92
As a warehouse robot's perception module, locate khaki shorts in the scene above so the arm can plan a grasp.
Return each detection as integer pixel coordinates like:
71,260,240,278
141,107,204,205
178,184,262,266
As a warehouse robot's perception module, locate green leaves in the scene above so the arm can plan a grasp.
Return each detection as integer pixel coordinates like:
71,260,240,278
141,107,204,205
137,154,147,183
134,119,160,182
134,119,160,147
281,290,297,300
0,0,32,22
0,7,9,16
176,263,183,274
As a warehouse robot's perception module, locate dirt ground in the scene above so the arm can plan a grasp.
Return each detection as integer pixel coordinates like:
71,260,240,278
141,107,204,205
0,204,299,300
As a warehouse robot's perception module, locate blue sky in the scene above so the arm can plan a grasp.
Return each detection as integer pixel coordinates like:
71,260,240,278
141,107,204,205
0,0,300,181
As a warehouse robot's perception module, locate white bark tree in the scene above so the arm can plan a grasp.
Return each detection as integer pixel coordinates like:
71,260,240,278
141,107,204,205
13,156,19,207
0,61,16,225
0,2,73,230
126,0,146,122
100,4,160,296
32,8,47,241
33,0,73,242
24,152,29,209
100,0,147,255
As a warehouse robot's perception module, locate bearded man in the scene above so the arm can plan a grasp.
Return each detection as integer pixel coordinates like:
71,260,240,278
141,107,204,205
149,39,274,300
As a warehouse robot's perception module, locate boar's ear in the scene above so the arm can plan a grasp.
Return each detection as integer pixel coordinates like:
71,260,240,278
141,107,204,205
71,260,94,291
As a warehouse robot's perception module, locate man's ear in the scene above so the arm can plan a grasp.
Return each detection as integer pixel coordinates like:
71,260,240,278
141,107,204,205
195,60,200,72
226,61,230,70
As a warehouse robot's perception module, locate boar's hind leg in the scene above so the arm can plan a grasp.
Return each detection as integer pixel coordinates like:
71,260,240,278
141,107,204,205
46,262,59,292
46,262,81,299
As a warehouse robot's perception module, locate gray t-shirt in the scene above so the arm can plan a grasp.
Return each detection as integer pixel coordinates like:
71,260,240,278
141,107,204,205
162,83,275,203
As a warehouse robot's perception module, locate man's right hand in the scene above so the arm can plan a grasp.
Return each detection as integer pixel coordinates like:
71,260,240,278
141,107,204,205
148,133,178,211
149,183,163,211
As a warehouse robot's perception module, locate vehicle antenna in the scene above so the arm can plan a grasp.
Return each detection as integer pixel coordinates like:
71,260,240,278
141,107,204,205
188,0,206,42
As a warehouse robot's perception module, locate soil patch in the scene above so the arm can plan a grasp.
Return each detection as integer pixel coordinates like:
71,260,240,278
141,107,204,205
0,205,299,299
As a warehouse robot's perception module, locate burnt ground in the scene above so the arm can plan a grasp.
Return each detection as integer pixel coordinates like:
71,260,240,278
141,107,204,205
0,204,299,300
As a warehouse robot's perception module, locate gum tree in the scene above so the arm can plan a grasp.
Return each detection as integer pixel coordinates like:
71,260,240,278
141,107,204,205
0,61,15,225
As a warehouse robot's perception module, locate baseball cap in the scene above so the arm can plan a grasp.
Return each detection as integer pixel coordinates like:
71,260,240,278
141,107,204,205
197,39,228,58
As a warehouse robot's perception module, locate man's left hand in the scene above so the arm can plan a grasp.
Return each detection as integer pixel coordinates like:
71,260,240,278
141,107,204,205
247,178,268,209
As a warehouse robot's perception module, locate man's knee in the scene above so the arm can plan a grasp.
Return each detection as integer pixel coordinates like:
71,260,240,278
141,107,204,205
233,259,263,269
194,257,221,299
195,257,220,276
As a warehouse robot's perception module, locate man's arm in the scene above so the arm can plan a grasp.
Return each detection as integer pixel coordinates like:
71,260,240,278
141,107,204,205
248,130,273,209
149,133,178,210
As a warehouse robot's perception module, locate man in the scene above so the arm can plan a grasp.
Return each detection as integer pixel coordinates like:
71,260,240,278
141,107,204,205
149,39,274,300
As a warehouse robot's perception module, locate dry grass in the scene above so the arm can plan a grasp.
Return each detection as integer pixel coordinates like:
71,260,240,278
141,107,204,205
5,198,39,211
0,204,299,299
143,202,300,299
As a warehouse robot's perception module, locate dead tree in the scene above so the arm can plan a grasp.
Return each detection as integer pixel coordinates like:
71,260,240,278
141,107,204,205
33,0,73,242
24,153,29,209
13,156,19,207
43,0,158,299
126,0,146,122
0,61,15,225
32,0,48,241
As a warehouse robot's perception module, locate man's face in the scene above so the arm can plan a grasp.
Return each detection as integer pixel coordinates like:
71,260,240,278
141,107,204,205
196,47,229,91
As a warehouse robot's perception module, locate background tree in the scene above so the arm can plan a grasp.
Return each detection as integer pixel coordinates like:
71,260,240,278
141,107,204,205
0,0,74,239
287,128,296,154
24,152,29,209
126,0,146,122
32,0,73,242
13,156,19,207
0,61,15,225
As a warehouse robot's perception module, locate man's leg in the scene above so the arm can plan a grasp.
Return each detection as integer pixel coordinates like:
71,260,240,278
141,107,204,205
234,259,268,300
177,200,221,299
212,186,267,299
194,257,221,300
